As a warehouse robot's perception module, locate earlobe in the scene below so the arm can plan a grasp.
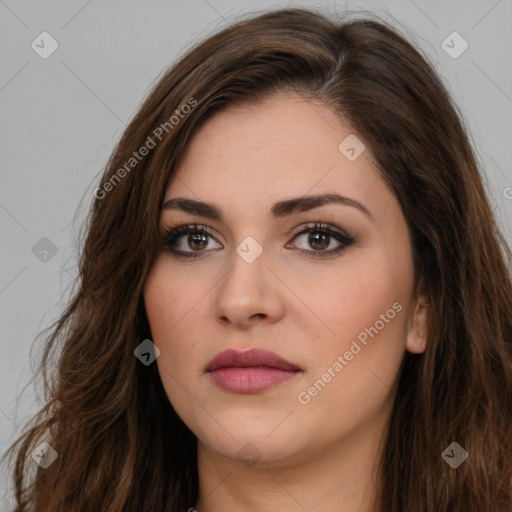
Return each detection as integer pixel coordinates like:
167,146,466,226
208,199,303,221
406,299,431,354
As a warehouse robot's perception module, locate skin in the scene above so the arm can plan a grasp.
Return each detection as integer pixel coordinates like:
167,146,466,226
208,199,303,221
143,92,430,512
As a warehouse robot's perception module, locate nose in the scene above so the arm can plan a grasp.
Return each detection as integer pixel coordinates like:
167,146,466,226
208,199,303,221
213,246,284,329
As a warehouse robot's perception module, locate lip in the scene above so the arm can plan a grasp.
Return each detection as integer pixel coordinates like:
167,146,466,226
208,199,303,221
205,348,302,394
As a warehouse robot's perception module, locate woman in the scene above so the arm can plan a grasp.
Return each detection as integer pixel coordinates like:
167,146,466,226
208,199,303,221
3,7,512,511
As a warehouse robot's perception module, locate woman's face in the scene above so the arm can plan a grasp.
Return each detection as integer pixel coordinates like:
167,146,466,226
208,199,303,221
144,93,428,467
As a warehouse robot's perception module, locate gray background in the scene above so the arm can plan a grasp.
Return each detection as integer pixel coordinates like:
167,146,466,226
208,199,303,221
1,0,511,504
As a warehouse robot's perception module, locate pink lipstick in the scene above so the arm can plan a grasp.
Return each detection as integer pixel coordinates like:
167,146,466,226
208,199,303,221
205,348,302,394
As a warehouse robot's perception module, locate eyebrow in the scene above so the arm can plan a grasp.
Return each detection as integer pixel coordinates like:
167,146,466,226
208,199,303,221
161,193,373,221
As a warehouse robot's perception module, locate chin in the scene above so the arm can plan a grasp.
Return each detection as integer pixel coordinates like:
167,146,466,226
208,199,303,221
206,433,298,467
194,413,309,467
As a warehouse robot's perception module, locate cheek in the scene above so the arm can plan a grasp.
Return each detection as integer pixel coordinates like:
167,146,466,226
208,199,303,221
295,271,408,434
144,262,191,369
295,248,412,398
144,258,200,340
297,254,407,345
143,260,209,394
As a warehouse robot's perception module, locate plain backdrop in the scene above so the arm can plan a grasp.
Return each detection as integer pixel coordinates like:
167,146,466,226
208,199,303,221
1,0,511,505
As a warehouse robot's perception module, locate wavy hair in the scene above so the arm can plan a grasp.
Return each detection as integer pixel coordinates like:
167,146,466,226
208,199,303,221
3,7,512,511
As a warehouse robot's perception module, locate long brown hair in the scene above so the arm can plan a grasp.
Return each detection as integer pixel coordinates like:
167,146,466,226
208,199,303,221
3,7,512,511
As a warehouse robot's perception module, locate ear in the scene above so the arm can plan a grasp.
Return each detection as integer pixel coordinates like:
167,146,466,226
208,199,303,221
406,295,431,354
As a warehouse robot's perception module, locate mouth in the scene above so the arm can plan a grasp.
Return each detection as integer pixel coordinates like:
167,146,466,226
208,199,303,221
205,348,302,394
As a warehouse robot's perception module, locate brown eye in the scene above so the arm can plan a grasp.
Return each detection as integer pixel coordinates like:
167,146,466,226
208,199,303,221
289,222,354,259
163,224,222,258
188,232,209,251
308,231,330,250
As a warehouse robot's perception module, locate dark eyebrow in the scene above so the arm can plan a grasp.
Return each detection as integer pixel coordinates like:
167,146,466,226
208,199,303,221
161,193,373,221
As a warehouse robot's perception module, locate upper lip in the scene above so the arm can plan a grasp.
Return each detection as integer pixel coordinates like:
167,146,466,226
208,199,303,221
205,348,301,372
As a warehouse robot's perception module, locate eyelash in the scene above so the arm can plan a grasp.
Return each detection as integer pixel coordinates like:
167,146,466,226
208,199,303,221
162,222,355,260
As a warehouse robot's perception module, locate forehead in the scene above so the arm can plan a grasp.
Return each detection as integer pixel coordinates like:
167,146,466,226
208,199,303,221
163,93,386,217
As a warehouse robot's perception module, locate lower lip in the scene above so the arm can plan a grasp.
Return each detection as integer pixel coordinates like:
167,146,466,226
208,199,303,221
208,367,301,394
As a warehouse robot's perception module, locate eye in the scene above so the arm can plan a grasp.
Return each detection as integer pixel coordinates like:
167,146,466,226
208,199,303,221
162,223,221,258
287,222,354,259
162,221,354,260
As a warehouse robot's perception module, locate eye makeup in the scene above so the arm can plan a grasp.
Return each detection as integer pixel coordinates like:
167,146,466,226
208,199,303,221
161,221,355,260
